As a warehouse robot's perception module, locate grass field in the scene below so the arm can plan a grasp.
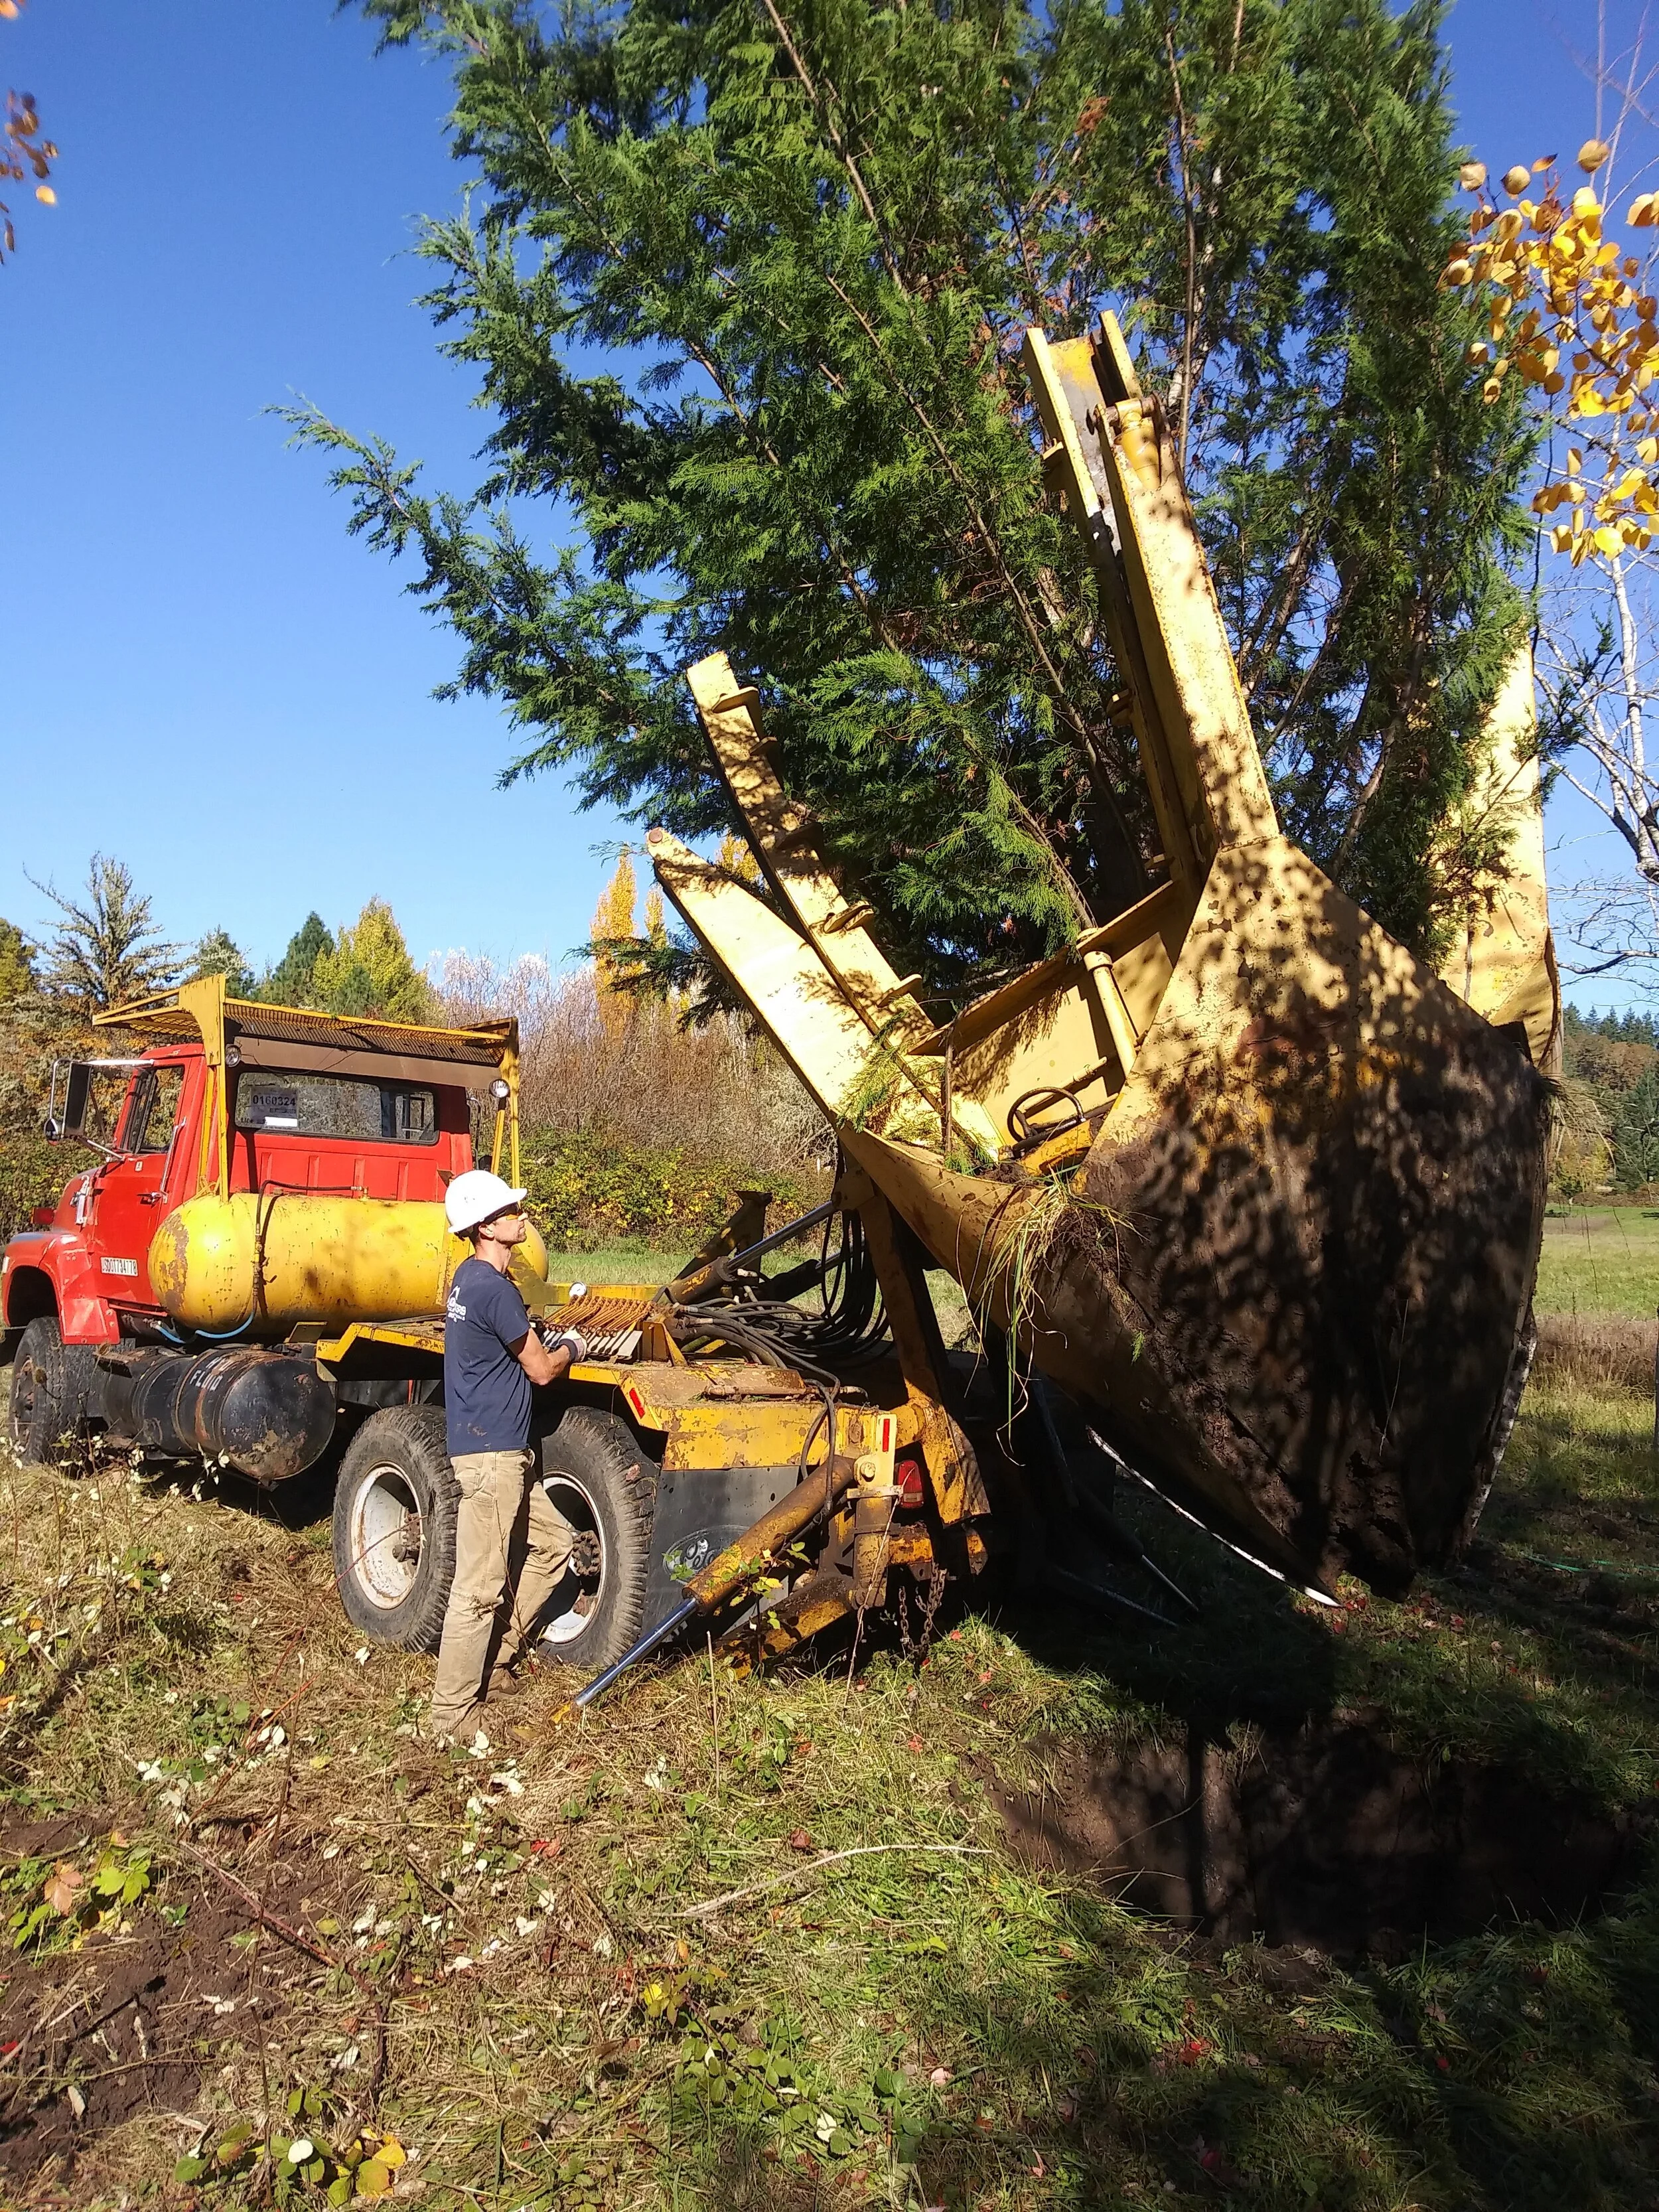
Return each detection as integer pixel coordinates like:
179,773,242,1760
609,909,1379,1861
1538,1207,1659,1319
4,1209,1659,2207
5,1360,1659,2209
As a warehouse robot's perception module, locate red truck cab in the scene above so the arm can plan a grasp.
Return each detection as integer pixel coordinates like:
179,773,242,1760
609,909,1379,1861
3,1041,478,1352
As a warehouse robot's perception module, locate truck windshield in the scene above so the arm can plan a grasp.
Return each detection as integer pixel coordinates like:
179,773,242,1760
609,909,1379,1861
234,1072,439,1146
122,1066,183,1154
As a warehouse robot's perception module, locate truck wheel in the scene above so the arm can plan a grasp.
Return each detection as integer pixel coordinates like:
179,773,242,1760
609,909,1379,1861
535,1409,659,1673
7,1317,93,1466
332,1406,457,1653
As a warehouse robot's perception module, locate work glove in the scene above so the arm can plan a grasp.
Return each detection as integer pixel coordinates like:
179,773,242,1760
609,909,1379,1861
543,1325,589,1364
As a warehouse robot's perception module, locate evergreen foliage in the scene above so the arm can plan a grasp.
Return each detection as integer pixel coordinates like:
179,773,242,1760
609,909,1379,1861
256,902,436,1021
1610,1061,1659,1191
261,913,334,1006
1565,1003,1659,1052
295,0,1533,1002
311,899,439,1024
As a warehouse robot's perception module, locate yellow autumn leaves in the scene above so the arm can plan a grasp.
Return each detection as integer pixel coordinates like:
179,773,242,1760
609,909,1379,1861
1,1,56,259
1441,137,1659,563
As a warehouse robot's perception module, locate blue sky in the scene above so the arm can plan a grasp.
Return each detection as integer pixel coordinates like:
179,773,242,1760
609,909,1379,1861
0,0,1640,995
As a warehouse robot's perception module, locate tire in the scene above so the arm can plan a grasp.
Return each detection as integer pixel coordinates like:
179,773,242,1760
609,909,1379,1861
7,1317,94,1467
331,1406,458,1653
534,1409,659,1672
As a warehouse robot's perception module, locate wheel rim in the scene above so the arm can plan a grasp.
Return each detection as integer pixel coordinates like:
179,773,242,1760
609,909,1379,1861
541,1473,607,1645
348,1463,424,1610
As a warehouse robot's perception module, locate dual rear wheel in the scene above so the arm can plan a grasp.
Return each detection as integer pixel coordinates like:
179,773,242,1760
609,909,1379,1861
330,1404,658,1671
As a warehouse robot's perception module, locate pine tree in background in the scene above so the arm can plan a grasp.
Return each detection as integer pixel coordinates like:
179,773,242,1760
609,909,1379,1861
311,899,439,1024
294,0,1532,1001
28,855,181,1011
187,928,255,999
1612,1061,1659,1191
262,913,334,1007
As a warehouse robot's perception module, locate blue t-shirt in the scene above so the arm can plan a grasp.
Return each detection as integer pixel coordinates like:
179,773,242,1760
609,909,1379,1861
444,1256,534,1456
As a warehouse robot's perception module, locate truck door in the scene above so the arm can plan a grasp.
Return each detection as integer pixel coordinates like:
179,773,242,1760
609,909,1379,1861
90,1063,186,1305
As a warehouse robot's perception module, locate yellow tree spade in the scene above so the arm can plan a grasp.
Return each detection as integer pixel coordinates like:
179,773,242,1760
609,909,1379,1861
1443,136,1659,974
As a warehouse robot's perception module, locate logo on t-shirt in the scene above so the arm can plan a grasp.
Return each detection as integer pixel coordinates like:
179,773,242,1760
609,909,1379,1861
446,1291,466,1322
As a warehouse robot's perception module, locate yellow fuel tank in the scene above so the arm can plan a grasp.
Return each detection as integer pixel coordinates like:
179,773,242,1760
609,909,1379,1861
148,1193,549,1335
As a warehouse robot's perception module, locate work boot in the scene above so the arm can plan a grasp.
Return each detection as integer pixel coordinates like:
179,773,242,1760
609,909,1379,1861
487,1664,523,1699
431,1702,488,1747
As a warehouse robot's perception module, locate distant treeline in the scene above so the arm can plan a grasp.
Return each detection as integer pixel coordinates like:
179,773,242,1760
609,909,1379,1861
1560,1007,1659,1195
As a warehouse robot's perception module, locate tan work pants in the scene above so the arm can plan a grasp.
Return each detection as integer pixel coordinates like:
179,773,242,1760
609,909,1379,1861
429,1448,575,1737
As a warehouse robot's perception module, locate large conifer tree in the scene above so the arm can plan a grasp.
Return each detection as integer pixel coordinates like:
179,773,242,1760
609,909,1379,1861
298,0,1533,1003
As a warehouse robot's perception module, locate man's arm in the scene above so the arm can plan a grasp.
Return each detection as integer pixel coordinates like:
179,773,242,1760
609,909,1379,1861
513,1325,586,1387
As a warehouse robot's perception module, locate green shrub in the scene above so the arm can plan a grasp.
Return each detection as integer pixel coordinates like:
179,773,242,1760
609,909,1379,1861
0,1130,91,1249
520,1124,820,1253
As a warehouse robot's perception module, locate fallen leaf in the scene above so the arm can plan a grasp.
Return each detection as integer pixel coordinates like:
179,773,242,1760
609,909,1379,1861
928,2065,952,2087
788,1829,814,1852
44,1864,83,1916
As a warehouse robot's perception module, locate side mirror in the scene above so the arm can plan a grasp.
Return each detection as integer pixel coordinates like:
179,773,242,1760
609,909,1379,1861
43,1061,96,1144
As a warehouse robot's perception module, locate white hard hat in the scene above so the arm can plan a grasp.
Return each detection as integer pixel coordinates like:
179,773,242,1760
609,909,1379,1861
444,1169,529,1236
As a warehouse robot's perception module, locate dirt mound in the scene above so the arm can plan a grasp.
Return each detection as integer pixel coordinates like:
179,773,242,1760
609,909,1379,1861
987,1718,1649,1956
0,1809,360,2197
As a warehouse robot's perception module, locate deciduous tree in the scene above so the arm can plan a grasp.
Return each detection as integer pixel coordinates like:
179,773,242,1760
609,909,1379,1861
0,917,35,1001
28,855,180,1011
187,928,256,999
1443,125,1659,986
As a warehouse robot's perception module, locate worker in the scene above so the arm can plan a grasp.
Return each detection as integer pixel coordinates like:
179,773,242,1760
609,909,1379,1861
429,1169,589,1743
